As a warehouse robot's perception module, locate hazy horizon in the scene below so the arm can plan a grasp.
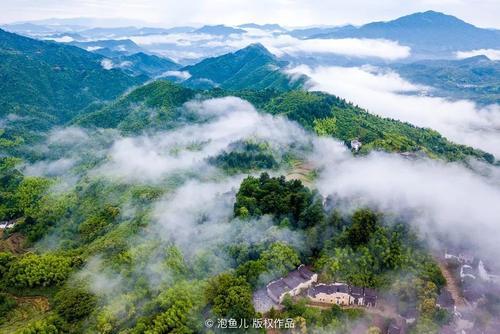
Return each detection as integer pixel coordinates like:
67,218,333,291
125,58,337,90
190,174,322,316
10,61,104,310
1,0,499,29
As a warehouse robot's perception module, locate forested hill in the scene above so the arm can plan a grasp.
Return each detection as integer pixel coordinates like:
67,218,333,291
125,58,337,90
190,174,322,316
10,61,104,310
75,80,494,163
179,43,305,90
0,28,146,124
392,56,500,105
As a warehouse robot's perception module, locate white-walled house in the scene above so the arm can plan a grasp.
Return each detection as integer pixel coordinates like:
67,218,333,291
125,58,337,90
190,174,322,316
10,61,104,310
307,283,378,307
308,283,352,305
350,139,362,152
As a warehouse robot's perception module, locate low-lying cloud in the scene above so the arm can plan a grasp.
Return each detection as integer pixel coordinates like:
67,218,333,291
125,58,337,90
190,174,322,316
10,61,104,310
31,93,500,317
289,65,500,157
159,70,191,80
93,97,310,182
126,29,411,61
311,137,500,261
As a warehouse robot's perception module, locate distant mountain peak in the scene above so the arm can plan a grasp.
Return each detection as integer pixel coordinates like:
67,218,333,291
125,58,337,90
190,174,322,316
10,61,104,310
194,24,245,35
237,43,273,55
238,23,285,31
388,10,473,27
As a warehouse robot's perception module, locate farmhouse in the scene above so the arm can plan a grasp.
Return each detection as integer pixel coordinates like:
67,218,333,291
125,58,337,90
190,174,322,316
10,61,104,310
308,283,351,305
266,265,318,303
307,283,378,307
350,139,362,152
265,266,378,308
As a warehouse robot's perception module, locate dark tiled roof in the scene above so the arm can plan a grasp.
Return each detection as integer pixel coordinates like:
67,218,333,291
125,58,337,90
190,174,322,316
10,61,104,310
267,279,289,299
437,289,455,308
298,265,315,280
350,286,364,297
283,270,309,288
308,283,349,297
267,265,317,299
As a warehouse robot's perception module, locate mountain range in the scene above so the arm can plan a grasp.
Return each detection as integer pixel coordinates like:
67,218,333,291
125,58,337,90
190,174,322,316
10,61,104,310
0,28,146,125
4,11,500,62
0,17,497,161
311,11,500,58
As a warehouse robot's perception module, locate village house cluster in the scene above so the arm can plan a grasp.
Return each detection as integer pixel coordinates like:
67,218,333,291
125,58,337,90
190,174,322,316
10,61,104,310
265,264,377,308
445,249,500,307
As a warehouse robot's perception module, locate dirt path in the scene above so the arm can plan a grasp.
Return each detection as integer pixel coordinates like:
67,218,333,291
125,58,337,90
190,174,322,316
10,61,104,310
286,161,315,187
0,231,26,254
437,259,465,307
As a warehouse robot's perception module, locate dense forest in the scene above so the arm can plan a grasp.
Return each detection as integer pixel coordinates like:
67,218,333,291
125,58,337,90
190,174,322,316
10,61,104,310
0,160,450,333
1,24,498,334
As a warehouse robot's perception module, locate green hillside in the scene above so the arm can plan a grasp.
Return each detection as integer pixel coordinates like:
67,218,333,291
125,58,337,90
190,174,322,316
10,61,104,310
0,29,146,124
393,55,500,105
75,81,494,163
181,43,305,90
74,81,196,132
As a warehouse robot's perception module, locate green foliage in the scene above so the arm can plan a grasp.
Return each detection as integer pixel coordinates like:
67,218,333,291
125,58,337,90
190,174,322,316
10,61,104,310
78,205,120,242
0,293,16,320
14,315,66,334
0,252,15,278
182,43,304,91
260,90,494,162
234,172,325,228
7,176,73,243
54,287,97,322
7,253,73,288
0,29,145,124
395,56,500,105
205,272,255,320
14,177,51,219
0,157,24,220
74,80,195,131
209,140,278,173
260,242,301,277
313,117,337,136
316,209,444,290
345,209,379,248
140,281,206,334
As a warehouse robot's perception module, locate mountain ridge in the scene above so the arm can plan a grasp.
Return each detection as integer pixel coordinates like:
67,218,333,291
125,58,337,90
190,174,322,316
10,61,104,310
0,28,146,123
178,43,304,90
311,10,500,57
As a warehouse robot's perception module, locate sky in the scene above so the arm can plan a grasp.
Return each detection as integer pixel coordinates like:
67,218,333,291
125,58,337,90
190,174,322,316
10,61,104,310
1,0,500,29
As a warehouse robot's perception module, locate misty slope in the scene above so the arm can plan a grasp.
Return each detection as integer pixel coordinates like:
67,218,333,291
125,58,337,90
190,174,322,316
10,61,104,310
393,55,500,105
75,80,493,163
74,81,196,132
314,11,500,57
180,43,305,90
0,29,146,124
69,39,144,54
69,39,181,77
117,52,180,77
96,51,180,77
